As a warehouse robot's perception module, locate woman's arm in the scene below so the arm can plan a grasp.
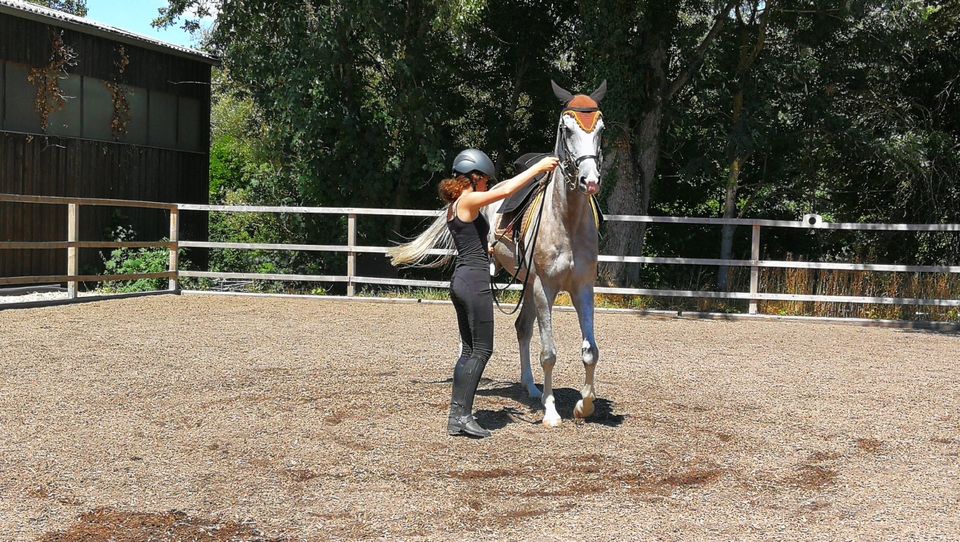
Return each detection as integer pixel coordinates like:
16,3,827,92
457,156,560,219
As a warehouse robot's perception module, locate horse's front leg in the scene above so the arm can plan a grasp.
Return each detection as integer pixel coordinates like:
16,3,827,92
570,285,599,419
531,277,561,427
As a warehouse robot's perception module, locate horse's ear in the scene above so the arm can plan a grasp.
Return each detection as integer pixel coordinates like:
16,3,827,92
590,80,607,103
551,80,574,104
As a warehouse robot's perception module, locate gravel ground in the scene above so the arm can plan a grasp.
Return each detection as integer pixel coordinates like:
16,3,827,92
1,295,958,541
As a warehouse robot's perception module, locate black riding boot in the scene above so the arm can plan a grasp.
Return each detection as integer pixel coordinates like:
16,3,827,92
447,355,491,438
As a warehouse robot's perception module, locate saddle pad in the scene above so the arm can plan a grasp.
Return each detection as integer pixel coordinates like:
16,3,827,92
496,152,552,215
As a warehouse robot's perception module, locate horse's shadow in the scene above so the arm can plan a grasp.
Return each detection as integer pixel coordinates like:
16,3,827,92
476,381,625,428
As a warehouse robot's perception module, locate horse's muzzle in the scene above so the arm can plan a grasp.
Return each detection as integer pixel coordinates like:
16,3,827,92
585,181,600,195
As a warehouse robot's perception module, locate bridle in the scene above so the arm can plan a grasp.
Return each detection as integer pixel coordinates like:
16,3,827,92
556,107,603,192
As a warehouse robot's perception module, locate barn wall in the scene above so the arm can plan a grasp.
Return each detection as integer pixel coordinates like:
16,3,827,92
0,13,209,99
0,11,211,282
0,133,208,277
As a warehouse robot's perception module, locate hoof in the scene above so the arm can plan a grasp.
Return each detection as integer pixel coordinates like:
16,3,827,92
522,380,543,400
542,413,562,428
574,397,595,419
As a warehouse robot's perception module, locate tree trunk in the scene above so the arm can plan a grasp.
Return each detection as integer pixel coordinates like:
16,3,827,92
601,41,667,287
635,91,664,265
599,128,639,285
718,89,744,291
493,59,527,172
717,1,770,290
598,2,734,287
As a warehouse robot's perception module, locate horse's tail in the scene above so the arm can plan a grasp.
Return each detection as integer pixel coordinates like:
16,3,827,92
388,210,455,268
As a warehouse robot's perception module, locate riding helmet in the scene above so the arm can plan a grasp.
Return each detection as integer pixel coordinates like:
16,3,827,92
451,149,497,180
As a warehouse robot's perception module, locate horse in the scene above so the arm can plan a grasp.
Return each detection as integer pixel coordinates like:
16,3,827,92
484,80,607,427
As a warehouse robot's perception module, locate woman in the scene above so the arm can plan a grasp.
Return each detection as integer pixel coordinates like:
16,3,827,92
390,149,559,438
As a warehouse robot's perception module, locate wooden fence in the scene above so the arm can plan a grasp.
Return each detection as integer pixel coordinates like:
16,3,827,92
2,193,960,315
0,193,178,296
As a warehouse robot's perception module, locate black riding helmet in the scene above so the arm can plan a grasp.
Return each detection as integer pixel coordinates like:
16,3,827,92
451,149,497,181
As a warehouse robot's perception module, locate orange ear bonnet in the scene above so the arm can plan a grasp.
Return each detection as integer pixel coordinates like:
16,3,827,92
562,94,602,133
563,110,602,133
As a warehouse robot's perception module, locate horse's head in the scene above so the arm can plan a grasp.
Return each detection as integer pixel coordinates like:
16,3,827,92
551,80,606,195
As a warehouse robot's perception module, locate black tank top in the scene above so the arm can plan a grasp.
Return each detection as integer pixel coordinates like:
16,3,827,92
447,201,489,272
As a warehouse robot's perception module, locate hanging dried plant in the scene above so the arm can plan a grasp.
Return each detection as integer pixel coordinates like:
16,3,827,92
27,30,78,132
104,45,132,139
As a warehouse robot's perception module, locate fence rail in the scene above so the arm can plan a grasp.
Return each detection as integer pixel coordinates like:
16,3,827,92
2,193,959,313
0,193,180,297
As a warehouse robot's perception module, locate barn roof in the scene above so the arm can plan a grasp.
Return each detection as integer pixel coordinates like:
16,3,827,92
0,0,217,64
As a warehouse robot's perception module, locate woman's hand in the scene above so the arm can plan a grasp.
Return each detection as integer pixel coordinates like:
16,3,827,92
458,155,561,215
533,156,560,175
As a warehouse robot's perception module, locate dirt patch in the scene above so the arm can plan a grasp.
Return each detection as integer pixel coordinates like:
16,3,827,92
27,485,83,506
284,468,319,482
790,465,838,489
449,467,517,480
800,500,832,513
855,438,884,453
517,482,608,498
39,507,278,542
809,451,843,462
660,468,723,488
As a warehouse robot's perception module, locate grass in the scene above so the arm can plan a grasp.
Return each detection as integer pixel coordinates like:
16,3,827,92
176,264,960,323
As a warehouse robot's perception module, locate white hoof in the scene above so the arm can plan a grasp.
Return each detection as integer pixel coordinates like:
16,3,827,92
574,397,595,419
542,412,562,428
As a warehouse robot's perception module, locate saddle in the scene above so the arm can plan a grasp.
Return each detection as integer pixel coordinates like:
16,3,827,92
495,152,604,240
495,152,552,240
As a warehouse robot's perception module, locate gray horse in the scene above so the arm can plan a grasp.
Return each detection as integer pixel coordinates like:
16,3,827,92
484,80,607,427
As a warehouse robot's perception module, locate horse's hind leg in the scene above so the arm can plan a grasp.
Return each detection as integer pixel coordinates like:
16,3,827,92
570,285,599,419
516,286,541,400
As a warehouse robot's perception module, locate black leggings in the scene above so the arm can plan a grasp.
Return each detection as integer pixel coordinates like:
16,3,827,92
450,268,494,367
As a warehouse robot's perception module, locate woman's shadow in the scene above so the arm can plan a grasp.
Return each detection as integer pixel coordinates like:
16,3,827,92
475,380,625,429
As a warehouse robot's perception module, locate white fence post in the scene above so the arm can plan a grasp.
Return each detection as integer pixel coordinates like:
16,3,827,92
749,224,760,314
67,203,79,299
347,213,357,296
168,208,179,292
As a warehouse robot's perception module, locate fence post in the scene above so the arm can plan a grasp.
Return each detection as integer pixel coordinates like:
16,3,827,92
168,207,179,292
347,213,357,296
67,203,79,299
749,224,760,314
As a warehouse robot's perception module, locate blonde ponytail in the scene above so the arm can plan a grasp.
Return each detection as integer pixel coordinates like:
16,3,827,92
388,209,456,268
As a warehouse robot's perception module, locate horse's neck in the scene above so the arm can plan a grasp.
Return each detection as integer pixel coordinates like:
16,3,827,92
547,169,593,231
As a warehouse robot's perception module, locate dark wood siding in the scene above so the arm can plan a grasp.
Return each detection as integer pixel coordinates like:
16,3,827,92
0,11,211,282
0,133,208,277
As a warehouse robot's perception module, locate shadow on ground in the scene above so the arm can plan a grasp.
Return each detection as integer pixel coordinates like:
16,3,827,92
477,382,625,427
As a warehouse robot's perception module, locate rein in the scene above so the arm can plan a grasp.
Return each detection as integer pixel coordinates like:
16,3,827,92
489,177,551,315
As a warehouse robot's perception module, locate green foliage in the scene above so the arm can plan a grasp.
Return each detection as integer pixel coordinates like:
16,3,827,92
99,246,169,293
158,0,960,303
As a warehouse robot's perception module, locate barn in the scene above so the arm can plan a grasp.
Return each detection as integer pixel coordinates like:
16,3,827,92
0,0,214,281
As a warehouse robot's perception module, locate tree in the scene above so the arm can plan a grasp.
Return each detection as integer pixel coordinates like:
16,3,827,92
24,0,88,16
577,0,738,286
716,0,772,291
